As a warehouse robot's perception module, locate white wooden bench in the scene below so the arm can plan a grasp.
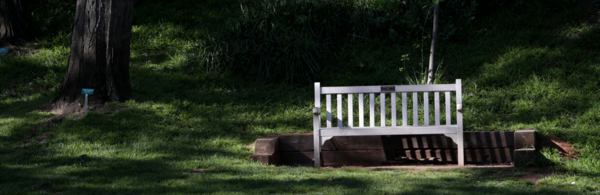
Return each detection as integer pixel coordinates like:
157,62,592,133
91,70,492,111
312,79,464,167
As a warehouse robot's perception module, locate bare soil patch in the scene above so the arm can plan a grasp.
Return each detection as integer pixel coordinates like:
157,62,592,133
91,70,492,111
540,134,580,160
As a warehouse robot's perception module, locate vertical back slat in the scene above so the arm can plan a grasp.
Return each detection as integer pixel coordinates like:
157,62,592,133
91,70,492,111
391,93,397,127
435,92,440,125
402,92,407,126
413,92,418,126
327,94,332,128
348,94,353,127
445,91,451,125
424,92,429,126
370,93,375,127
337,94,342,128
359,93,364,127
380,93,386,127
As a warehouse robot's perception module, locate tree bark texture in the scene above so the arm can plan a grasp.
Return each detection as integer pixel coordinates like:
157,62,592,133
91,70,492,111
427,3,439,85
50,0,134,113
0,0,27,46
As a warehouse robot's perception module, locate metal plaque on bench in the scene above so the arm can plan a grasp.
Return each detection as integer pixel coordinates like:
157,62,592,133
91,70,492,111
381,86,395,92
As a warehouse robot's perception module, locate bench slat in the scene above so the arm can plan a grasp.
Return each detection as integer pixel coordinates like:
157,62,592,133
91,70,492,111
424,92,429,126
348,94,353,127
445,91,451,125
337,94,342,128
370,93,375,127
392,93,397,127
321,84,456,94
381,93,386,127
413,93,418,126
327,94,332,128
402,92,407,127
320,126,458,136
359,93,364,127
435,92,440,126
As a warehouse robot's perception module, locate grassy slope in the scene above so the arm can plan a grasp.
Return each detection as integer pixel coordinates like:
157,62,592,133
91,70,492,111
1,0,599,194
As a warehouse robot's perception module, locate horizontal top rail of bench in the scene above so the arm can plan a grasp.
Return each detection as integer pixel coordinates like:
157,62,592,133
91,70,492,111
320,84,456,94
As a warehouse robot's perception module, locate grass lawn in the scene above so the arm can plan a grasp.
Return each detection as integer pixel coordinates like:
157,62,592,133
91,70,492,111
1,0,600,194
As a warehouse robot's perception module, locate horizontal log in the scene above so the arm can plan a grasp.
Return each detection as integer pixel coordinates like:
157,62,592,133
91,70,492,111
249,153,280,166
322,150,396,167
280,152,314,167
322,148,514,166
278,133,313,152
275,131,515,152
322,131,514,151
254,136,279,154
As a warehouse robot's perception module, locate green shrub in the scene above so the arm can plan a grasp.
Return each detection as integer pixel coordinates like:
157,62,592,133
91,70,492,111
190,0,478,84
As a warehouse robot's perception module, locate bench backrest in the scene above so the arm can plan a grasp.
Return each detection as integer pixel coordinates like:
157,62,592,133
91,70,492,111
312,79,464,167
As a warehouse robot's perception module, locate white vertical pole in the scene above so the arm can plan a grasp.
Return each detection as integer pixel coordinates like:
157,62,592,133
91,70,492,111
456,79,464,166
313,82,322,168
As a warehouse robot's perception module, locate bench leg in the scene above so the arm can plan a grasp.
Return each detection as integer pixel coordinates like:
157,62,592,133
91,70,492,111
313,133,321,168
457,133,464,166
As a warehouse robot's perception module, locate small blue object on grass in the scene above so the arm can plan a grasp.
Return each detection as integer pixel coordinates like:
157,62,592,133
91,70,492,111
81,88,94,115
0,47,7,60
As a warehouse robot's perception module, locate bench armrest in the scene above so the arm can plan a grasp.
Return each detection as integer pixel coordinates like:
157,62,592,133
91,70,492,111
312,107,320,115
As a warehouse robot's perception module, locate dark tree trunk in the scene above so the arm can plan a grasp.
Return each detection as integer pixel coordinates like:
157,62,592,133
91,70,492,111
49,0,134,114
0,0,28,46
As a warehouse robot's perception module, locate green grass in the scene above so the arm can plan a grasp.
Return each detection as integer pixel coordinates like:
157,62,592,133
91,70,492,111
1,0,600,194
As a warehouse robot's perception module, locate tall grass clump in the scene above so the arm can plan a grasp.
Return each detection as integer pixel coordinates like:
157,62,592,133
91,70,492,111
189,0,477,84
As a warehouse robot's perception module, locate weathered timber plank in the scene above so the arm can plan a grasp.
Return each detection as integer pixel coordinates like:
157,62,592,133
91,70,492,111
279,134,313,152
321,132,514,151
322,150,396,166
280,152,314,167
514,130,535,149
254,136,279,154
513,149,534,166
276,131,515,153
249,153,281,165
397,148,514,163
321,148,515,166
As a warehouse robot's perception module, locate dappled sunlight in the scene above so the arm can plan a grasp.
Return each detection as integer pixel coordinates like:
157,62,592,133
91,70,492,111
2,0,600,194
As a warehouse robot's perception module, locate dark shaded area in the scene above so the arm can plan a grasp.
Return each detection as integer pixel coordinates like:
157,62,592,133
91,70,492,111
0,0,28,46
48,0,135,114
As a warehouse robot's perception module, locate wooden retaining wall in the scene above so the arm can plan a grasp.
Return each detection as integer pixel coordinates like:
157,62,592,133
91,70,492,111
250,130,535,167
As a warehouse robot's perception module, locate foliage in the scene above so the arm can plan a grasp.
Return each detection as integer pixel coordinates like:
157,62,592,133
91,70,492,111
25,0,77,47
214,0,477,84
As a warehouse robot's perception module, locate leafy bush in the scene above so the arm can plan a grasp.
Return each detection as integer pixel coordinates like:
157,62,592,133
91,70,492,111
196,0,478,83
